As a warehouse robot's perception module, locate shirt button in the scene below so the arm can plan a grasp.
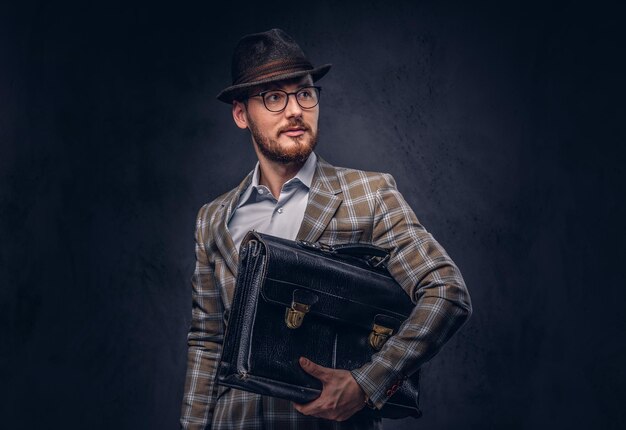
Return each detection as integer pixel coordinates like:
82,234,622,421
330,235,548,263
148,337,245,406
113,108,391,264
277,208,283,214
258,189,265,195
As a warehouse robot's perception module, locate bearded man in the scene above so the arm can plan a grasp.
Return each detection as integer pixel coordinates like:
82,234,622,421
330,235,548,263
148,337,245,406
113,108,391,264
180,28,472,430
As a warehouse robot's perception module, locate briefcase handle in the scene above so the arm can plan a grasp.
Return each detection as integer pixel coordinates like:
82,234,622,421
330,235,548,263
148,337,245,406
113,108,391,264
298,240,390,268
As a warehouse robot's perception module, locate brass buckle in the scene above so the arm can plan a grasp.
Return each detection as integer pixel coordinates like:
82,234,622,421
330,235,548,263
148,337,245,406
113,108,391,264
369,323,394,350
285,301,311,329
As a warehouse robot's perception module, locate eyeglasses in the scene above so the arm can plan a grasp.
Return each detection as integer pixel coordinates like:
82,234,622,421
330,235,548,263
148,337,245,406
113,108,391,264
248,86,322,112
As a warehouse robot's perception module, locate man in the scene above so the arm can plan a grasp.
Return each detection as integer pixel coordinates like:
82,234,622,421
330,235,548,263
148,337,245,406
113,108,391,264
180,28,472,429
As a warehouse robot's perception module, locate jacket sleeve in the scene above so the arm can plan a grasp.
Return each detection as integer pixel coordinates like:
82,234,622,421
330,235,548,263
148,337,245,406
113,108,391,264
180,204,225,429
350,174,472,409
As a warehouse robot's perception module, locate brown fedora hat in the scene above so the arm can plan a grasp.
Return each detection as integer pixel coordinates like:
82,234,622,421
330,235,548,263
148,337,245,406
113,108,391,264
217,28,331,103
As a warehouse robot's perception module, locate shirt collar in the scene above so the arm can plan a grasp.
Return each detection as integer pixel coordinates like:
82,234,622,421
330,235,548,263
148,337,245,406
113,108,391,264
237,152,317,207
293,151,317,189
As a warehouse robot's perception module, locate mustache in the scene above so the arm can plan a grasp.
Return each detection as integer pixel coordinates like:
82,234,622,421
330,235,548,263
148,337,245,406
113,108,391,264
277,119,310,134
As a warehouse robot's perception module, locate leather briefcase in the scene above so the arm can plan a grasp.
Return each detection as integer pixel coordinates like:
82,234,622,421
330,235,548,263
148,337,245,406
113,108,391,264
217,231,422,419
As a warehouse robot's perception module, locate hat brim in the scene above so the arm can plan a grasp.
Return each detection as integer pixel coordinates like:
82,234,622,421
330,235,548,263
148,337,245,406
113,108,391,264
216,63,332,104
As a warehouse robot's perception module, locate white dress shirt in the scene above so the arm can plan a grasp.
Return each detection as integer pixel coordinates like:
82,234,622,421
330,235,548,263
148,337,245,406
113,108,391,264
227,152,317,250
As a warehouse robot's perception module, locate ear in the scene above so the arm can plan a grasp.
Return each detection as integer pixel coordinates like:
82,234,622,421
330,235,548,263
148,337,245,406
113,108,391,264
232,100,249,130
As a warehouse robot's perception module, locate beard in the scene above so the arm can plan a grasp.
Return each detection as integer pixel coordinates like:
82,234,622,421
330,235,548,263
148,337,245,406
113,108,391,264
248,116,318,164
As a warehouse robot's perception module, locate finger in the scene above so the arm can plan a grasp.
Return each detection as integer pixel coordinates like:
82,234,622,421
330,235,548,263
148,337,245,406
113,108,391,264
292,399,323,417
299,357,329,381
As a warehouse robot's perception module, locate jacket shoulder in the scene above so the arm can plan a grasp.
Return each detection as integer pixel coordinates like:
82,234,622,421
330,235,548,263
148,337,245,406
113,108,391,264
194,186,239,229
326,162,398,191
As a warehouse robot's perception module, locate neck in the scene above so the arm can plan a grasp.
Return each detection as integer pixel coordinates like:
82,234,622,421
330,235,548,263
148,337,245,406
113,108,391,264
256,155,307,199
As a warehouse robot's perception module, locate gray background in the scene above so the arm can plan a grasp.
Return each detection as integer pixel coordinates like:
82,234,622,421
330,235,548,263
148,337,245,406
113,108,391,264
1,0,624,429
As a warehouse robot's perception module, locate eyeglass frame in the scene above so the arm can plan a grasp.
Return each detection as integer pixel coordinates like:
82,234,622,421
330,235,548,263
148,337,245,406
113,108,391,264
246,86,322,112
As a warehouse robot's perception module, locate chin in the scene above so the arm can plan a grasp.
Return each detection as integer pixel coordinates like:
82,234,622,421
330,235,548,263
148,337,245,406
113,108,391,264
253,126,318,164
278,135,314,151
267,140,316,164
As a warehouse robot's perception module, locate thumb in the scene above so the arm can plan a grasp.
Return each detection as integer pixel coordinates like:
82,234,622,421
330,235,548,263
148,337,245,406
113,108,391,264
299,357,329,381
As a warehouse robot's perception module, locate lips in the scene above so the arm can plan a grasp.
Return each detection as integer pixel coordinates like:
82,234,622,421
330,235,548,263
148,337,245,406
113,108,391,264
282,127,306,137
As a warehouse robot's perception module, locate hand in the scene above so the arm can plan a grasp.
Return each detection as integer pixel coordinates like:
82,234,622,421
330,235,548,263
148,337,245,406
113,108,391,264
293,356,367,421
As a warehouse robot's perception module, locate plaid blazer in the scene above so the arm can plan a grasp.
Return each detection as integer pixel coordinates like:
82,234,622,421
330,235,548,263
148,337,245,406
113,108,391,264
180,155,472,429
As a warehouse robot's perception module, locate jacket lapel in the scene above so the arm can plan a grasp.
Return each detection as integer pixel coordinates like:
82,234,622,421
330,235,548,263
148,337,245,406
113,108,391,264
296,156,343,243
211,170,254,277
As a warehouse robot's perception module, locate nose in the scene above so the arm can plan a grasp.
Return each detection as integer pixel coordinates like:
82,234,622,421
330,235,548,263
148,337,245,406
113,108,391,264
284,93,303,118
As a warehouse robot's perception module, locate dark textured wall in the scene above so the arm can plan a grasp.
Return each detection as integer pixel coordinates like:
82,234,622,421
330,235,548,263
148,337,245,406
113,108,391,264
1,1,624,429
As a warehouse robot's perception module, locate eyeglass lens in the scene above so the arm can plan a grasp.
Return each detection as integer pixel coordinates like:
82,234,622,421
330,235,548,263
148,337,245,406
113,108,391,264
262,87,320,112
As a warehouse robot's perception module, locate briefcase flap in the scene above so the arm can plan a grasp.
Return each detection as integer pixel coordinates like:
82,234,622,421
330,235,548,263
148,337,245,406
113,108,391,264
262,281,409,332
255,233,415,332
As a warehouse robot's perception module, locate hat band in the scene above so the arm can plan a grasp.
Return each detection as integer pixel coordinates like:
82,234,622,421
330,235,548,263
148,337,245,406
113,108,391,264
233,59,313,85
